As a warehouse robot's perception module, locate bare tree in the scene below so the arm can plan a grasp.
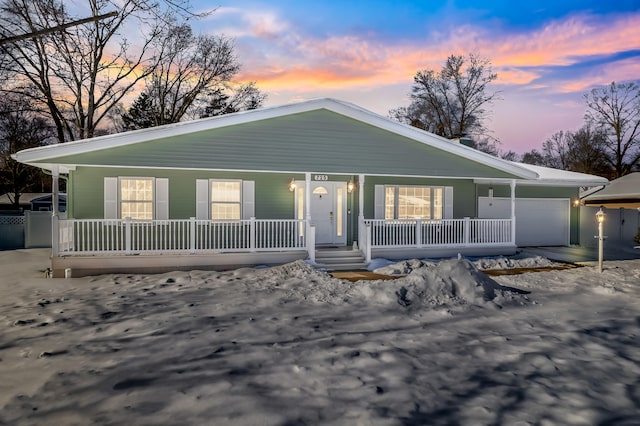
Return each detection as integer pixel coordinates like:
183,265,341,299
0,0,203,142
143,23,240,125
199,83,267,118
541,131,572,170
391,54,499,139
521,149,545,166
0,92,55,208
584,81,640,177
522,126,612,177
567,125,610,177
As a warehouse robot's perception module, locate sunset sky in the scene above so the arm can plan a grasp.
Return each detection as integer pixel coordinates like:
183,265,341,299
188,0,640,154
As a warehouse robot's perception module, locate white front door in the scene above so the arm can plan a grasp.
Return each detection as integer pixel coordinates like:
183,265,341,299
310,181,347,245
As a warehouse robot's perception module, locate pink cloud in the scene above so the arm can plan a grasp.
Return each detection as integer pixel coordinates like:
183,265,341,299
559,57,640,93
487,13,640,68
232,9,640,95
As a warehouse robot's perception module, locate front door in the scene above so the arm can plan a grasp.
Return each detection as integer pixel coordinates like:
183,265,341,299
310,181,347,245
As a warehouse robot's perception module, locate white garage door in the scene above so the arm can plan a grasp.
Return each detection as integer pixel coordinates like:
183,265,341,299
478,197,570,246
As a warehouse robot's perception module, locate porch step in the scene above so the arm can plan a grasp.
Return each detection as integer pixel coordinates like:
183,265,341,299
314,248,368,271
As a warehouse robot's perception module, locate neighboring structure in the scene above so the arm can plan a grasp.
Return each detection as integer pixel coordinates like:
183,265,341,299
0,193,66,212
581,172,640,209
13,98,608,276
30,194,67,212
0,193,66,250
0,192,67,212
580,172,640,247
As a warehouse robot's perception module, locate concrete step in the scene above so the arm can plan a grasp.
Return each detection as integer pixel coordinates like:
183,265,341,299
315,255,366,264
314,248,367,271
314,249,361,258
315,262,369,271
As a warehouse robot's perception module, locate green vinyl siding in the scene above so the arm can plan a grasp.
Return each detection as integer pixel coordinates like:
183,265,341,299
477,184,578,199
69,167,300,220
43,110,519,179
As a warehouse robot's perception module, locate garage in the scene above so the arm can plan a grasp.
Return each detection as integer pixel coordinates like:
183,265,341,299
478,197,570,246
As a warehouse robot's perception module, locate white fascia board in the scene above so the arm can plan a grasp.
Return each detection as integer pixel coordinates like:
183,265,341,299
514,179,609,187
579,185,607,198
474,178,609,187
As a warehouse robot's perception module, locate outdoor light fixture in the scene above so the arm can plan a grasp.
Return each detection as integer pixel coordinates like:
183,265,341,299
289,178,296,192
347,179,355,193
573,199,581,207
596,207,606,273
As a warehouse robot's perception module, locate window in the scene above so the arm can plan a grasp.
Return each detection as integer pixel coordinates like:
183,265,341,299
196,179,254,221
385,186,444,220
211,180,241,220
104,177,168,220
120,178,154,220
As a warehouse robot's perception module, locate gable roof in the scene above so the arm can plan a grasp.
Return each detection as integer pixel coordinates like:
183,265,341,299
582,172,640,203
11,98,607,186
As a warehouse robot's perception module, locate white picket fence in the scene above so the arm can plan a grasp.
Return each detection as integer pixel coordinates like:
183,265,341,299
54,216,512,262
57,217,307,255
362,218,513,248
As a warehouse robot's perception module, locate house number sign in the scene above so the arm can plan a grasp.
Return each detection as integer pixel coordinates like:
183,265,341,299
314,175,329,181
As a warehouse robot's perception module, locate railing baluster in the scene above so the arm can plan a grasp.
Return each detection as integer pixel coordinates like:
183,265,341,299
56,217,517,256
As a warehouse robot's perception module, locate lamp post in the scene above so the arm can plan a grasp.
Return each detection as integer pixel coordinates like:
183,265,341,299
596,207,606,273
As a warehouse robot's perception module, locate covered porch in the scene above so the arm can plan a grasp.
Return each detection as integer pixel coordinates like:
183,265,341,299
49,170,518,276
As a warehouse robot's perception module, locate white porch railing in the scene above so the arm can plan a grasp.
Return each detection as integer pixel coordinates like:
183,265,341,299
363,218,513,248
57,217,307,255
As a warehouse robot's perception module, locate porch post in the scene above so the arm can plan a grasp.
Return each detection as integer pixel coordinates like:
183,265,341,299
305,173,311,223
190,217,196,254
358,174,365,247
358,174,365,222
249,217,256,252
305,172,313,260
510,180,517,245
125,217,132,255
365,223,371,263
51,165,59,257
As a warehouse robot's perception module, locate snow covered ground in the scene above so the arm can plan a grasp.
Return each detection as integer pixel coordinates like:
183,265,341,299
1,249,639,425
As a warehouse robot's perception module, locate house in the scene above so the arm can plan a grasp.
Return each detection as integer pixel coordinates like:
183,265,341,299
581,172,640,209
0,193,66,212
580,172,640,247
12,98,608,277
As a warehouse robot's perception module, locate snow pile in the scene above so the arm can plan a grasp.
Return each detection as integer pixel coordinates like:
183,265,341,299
247,259,530,310
359,259,529,310
472,255,559,270
252,260,354,305
373,255,560,275
371,258,435,275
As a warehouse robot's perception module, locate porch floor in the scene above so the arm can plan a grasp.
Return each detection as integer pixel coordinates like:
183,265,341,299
52,251,308,278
